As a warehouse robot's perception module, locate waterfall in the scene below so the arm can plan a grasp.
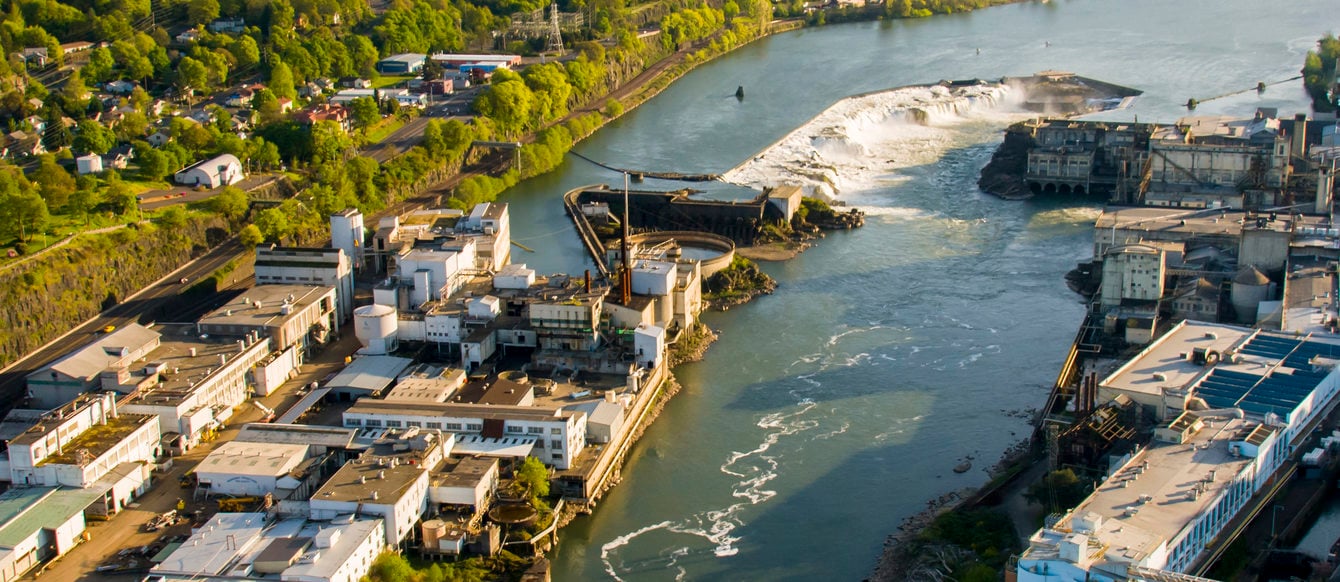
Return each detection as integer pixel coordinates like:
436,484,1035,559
723,83,1020,200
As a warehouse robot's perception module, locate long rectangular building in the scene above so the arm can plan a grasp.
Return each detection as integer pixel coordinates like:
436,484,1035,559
343,400,587,470
1019,320,1340,580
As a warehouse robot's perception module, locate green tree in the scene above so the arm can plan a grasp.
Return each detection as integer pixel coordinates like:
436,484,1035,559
249,138,281,170
309,120,352,162
187,0,220,26
268,61,297,100
176,56,210,95
253,207,292,242
159,205,188,230
73,119,115,154
66,185,100,225
0,164,47,242
473,80,534,137
83,47,116,83
61,69,90,109
238,223,263,249
365,552,416,582
31,154,76,209
1024,469,1091,513
348,96,380,132
115,112,151,142
229,35,261,69
135,147,172,181
514,456,550,500
207,186,250,222
603,98,623,118
104,173,139,215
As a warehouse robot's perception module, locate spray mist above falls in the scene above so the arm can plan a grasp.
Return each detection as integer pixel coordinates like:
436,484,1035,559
721,74,1142,202
722,82,1022,201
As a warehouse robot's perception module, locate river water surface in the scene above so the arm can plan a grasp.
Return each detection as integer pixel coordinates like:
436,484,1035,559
491,1,1333,579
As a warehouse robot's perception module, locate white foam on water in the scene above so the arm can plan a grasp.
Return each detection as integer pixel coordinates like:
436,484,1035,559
600,521,675,581
723,83,1025,201
601,400,823,574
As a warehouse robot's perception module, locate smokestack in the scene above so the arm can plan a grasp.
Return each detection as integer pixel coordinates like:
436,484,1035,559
584,270,591,294
1293,113,1308,165
621,173,632,306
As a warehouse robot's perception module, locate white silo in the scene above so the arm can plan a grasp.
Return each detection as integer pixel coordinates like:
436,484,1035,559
1230,266,1271,324
354,304,399,354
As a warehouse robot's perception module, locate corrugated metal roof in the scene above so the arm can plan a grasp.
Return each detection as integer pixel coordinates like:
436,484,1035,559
41,323,161,381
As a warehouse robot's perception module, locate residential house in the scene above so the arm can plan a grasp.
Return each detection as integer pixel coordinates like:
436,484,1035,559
5,131,44,158
294,104,352,133
17,48,48,67
23,116,44,135
103,144,134,170
59,41,94,55
147,130,171,148
103,80,135,95
207,17,246,34
175,29,200,44
340,77,373,89
276,97,294,113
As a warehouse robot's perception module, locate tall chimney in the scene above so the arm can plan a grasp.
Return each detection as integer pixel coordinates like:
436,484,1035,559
1293,113,1308,166
621,173,632,305
584,270,591,294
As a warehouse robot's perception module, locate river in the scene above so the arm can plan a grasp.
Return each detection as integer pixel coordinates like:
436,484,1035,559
492,0,1333,579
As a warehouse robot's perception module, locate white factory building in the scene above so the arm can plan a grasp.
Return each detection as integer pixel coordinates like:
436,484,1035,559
0,393,158,489
120,326,275,452
197,285,339,358
149,513,385,582
254,246,355,323
195,441,313,498
310,429,448,547
428,457,499,511
343,400,587,470
0,485,140,581
1017,321,1340,580
370,203,510,275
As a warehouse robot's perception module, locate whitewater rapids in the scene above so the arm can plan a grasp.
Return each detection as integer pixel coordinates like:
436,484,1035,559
722,83,1021,200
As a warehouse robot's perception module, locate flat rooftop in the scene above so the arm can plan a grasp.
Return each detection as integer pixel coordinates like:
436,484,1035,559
347,399,580,422
1045,416,1263,565
0,486,107,548
1282,260,1337,335
314,458,425,503
38,413,156,466
1102,321,1340,418
151,512,269,576
123,324,266,402
1095,207,1331,239
198,285,334,330
196,441,309,478
235,423,356,449
432,457,498,488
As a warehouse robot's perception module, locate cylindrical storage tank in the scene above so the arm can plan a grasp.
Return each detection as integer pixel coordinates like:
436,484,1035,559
499,370,528,384
1230,266,1270,324
422,519,446,551
354,304,399,354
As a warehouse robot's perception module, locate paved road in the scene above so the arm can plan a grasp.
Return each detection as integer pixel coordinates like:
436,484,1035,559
363,88,481,163
138,175,281,211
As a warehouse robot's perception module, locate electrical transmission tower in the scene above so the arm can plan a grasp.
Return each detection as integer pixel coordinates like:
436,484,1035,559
546,3,564,54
